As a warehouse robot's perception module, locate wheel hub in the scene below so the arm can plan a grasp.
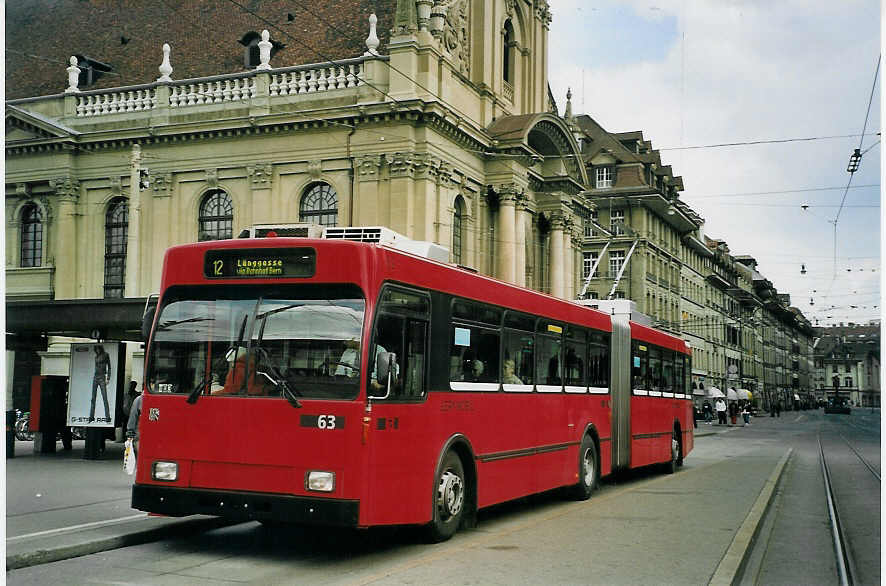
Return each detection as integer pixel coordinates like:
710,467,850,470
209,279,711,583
437,470,464,519
582,448,595,485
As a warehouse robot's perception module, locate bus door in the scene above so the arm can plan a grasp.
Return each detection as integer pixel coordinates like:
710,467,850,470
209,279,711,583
363,286,432,526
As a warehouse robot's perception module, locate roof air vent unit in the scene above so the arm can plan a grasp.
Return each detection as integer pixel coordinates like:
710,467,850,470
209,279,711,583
323,226,450,263
246,223,325,238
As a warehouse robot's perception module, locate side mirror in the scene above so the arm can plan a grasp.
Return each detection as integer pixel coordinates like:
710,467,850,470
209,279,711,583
141,306,156,343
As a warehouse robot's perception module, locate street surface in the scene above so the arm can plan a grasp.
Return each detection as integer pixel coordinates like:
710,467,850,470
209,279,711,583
6,409,880,585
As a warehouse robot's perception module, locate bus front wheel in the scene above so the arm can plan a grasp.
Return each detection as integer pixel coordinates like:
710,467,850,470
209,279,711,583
424,450,465,542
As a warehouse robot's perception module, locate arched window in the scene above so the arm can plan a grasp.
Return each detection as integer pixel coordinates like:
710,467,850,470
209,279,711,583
503,19,515,84
199,189,233,241
20,203,43,268
299,182,338,227
104,198,128,298
452,196,465,264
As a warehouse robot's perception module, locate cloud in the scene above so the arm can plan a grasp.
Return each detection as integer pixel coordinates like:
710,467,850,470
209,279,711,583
549,0,881,326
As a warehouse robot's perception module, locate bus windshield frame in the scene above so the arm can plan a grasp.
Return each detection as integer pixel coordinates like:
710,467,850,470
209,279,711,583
146,283,366,401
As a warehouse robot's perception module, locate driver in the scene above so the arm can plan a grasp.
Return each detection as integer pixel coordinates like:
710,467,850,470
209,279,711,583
212,349,265,396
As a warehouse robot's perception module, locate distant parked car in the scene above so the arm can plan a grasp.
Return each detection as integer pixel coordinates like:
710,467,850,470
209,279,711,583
824,397,851,415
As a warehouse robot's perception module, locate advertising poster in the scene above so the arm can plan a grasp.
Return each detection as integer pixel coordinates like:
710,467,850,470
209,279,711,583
68,342,119,427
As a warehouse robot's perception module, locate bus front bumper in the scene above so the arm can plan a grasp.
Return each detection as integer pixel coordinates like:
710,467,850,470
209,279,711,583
132,484,360,526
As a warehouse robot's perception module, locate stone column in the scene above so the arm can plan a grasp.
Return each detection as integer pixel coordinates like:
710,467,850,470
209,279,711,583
549,214,565,299
415,154,440,243
436,163,455,254
389,152,418,237
514,193,529,287
495,185,518,283
150,173,172,287
248,164,274,224
49,178,80,298
125,145,141,298
353,155,383,226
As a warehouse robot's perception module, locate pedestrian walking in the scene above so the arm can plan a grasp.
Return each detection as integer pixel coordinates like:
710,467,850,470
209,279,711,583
775,401,781,418
703,400,713,425
126,392,142,456
728,400,738,425
742,403,751,426
715,398,727,425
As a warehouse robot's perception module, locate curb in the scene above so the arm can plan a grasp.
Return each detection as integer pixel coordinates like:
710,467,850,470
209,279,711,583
6,516,239,571
708,447,793,586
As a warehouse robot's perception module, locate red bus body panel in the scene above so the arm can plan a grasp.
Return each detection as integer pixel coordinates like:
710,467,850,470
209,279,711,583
135,238,688,528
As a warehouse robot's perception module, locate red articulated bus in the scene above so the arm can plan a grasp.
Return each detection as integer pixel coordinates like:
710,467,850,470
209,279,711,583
132,232,693,541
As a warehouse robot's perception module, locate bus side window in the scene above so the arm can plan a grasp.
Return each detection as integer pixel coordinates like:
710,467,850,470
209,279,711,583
662,349,674,393
632,341,647,392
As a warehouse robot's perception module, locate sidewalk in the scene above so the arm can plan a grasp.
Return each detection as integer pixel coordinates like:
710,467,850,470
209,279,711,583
5,417,787,574
6,439,233,570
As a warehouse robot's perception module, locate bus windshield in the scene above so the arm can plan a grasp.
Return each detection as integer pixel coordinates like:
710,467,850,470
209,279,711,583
147,284,366,400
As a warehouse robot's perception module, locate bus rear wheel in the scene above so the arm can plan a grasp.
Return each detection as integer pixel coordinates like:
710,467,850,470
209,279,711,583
570,435,597,500
424,450,465,542
665,429,681,474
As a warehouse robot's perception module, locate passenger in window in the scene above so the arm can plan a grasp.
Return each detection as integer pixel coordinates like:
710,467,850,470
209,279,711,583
468,359,484,382
547,356,561,385
503,359,523,384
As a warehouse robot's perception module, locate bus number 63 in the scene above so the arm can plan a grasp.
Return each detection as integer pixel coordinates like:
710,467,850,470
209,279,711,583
301,414,343,430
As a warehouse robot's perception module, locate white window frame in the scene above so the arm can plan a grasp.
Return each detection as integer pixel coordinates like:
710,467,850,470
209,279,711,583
582,251,599,278
596,166,613,188
610,209,625,236
609,250,625,276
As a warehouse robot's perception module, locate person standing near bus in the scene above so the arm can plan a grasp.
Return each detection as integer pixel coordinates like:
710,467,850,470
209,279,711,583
89,345,112,423
126,391,142,456
728,400,738,425
702,400,713,425
715,398,727,425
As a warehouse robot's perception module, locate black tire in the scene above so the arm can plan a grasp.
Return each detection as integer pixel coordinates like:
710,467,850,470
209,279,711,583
424,450,466,543
664,429,681,474
570,435,598,500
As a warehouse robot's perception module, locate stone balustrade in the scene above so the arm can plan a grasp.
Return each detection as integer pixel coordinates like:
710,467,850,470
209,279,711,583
169,75,256,108
269,59,364,96
76,87,157,117
64,17,380,119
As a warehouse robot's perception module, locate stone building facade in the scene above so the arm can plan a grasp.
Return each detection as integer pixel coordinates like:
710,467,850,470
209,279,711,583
7,0,594,407
569,109,815,412
814,324,881,408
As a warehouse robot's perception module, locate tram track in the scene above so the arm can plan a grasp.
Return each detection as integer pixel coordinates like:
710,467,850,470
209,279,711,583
818,419,881,586
819,433,853,586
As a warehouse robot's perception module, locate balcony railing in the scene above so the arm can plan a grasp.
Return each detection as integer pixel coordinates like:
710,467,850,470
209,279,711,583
72,57,371,119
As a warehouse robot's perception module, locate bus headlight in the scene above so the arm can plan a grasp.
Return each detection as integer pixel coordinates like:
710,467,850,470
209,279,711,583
152,461,178,481
306,471,335,492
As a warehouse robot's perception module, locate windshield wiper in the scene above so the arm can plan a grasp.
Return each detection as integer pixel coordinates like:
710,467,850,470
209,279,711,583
186,373,210,404
256,363,302,408
157,317,213,331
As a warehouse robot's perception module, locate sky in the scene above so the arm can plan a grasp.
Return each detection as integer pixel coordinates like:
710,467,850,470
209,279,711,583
548,0,881,329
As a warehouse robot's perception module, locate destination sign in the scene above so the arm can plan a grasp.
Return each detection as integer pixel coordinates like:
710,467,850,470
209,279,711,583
204,248,316,279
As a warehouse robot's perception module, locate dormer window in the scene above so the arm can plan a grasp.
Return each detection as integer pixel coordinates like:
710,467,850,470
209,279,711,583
595,166,613,189
239,32,284,68
74,55,112,88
